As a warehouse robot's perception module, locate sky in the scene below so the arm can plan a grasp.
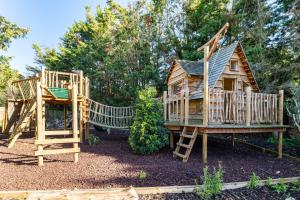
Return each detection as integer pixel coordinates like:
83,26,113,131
0,0,130,75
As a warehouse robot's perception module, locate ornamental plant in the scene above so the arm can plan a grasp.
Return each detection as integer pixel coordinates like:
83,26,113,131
194,165,224,199
129,86,168,154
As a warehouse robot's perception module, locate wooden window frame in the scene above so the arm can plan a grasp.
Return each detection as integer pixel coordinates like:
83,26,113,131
230,59,239,71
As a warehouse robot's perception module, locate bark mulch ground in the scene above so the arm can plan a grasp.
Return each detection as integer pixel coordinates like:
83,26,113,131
1,129,300,191
139,184,300,200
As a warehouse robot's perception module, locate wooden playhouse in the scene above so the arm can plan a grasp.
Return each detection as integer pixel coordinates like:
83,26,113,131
163,23,286,162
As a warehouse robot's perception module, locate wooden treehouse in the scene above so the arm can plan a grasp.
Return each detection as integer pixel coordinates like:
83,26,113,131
2,70,133,166
163,23,287,162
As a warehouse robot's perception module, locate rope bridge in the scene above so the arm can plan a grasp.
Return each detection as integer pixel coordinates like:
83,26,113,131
88,99,134,129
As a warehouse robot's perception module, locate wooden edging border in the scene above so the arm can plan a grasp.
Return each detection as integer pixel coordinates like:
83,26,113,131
0,177,299,198
234,138,300,163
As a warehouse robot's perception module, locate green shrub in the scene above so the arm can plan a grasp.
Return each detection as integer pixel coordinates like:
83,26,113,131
194,166,223,199
88,134,101,146
128,86,168,154
272,179,289,193
138,170,147,179
246,173,260,189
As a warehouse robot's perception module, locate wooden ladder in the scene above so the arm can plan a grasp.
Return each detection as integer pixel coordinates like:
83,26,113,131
173,127,198,162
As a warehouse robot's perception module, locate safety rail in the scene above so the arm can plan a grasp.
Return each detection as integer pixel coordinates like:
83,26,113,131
163,87,283,126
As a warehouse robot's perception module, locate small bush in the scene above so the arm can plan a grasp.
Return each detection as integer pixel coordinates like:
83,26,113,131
194,166,223,199
265,177,273,187
138,170,147,179
88,134,101,146
129,86,168,154
272,179,288,193
246,173,260,189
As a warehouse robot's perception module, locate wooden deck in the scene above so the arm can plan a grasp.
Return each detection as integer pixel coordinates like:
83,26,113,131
165,121,287,163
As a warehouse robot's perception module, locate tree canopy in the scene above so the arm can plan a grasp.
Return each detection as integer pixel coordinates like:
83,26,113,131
28,0,299,105
0,16,28,105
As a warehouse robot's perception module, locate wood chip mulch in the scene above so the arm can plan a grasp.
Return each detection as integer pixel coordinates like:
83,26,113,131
1,130,300,191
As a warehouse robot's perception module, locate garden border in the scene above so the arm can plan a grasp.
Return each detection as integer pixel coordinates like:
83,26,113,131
0,177,299,199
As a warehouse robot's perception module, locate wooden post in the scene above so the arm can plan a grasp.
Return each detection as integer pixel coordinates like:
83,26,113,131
278,130,283,158
246,86,252,126
2,101,8,133
36,81,44,166
203,46,209,126
163,91,167,121
72,84,79,163
278,90,284,159
85,77,90,141
64,105,67,130
202,133,207,163
278,90,284,125
169,131,174,149
180,91,184,123
184,88,189,125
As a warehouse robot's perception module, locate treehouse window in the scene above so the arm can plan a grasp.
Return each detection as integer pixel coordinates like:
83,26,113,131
223,78,235,91
230,59,238,71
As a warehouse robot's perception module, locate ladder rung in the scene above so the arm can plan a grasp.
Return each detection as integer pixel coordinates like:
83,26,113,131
44,130,79,136
173,151,186,158
181,133,194,138
35,138,80,145
177,142,190,149
35,147,80,156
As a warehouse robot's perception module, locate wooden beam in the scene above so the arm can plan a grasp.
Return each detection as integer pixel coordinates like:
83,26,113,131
36,81,44,166
169,131,174,149
35,148,80,156
72,84,79,163
245,87,251,126
203,46,209,126
278,130,283,158
278,90,284,125
163,91,167,121
202,133,208,163
35,138,80,145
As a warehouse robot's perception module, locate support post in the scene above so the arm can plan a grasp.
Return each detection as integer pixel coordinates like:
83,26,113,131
278,129,283,158
36,81,44,166
232,133,235,147
202,133,207,163
64,105,67,130
85,77,90,141
2,101,8,133
184,88,189,125
246,86,252,126
203,46,209,126
163,91,167,121
72,84,79,163
169,131,174,149
278,90,284,159
180,91,184,123
278,90,284,125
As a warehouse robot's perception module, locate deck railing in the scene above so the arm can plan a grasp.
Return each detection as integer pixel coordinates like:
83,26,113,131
163,87,283,126
41,70,89,97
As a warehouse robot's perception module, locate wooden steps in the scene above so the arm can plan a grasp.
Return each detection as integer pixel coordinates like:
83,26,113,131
173,127,198,162
35,147,80,156
34,138,80,145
